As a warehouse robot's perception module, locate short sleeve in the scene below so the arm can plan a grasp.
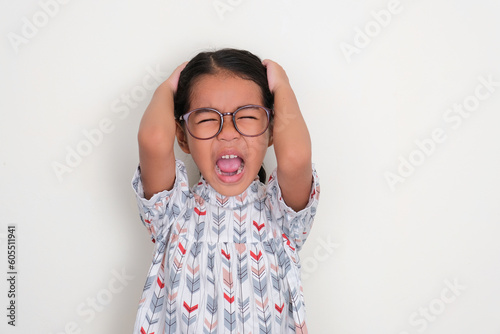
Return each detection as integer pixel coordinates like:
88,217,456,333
131,159,190,243
267,164,320,251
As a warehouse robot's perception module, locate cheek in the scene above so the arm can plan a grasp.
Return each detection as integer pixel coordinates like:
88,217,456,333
248,137,270,158
187,141,212,165
259,132,272,148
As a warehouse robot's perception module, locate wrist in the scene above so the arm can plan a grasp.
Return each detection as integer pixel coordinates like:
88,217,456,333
272,83,295,102
271,77,292,95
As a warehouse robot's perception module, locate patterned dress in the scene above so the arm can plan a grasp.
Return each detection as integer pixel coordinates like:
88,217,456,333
131,159,320,334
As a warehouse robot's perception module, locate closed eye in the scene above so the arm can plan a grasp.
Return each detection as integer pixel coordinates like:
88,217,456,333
196,118,218,124
191,109,220,125
237,115,258,120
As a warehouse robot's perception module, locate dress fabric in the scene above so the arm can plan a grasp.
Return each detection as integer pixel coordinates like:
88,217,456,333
131,159,320,334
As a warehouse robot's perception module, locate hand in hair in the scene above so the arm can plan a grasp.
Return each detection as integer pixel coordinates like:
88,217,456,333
164,61,188,94
261,59,290,94
262,59,313,212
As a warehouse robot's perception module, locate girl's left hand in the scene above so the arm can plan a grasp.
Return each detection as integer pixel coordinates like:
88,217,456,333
262,59,290,93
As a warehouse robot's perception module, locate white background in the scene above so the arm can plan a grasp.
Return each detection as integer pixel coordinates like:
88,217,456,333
1,0,500,333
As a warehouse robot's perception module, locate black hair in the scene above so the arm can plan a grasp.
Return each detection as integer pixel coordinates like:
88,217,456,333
174,48,273,117
175,48,273,183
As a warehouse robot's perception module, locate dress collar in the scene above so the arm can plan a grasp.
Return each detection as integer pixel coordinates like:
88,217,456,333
193,175,266,210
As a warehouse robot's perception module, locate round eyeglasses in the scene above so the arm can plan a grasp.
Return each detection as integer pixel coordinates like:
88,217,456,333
178,105,273,140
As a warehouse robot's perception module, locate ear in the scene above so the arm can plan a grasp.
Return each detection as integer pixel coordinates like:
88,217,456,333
176,122,191,154
267,125,273,147
267,132,273,147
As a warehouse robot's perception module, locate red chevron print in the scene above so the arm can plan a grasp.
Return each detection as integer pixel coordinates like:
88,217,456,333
183,301,199,313
156,277,165,289
275,302,284,313
224,292,235,303
194,207,206,216
140,327,154,334
311,188,316,199
178,242,186,255
253,221,265,231
221,249,231,260
250,250,262,261
282,233,296,251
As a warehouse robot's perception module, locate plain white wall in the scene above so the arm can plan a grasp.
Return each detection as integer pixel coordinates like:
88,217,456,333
1,0,500,333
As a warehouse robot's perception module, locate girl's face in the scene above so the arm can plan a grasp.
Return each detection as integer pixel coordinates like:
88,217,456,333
176,73,273,196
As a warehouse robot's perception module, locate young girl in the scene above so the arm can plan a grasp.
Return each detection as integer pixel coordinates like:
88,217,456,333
131,48,320,334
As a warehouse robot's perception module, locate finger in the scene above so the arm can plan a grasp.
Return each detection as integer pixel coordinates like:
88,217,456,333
177,61,188,72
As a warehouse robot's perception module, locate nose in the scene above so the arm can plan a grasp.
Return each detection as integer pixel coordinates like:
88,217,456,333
217,114,240,140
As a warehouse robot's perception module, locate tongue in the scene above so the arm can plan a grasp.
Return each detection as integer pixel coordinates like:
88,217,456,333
216,157,243,173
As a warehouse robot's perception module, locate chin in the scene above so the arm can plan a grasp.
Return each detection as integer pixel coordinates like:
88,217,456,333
209,167,258,197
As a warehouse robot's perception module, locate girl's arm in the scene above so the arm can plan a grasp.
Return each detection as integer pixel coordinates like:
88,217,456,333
263,59,313,212
137,62,187,200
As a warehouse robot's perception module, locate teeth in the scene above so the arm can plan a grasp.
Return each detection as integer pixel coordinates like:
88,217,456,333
236,164,244,174
221,154,238,159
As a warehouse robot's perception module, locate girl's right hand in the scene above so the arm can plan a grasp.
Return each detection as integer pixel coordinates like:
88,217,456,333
164,61,188,94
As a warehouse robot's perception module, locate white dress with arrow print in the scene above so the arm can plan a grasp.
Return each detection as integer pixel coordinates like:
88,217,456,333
131,159,320,334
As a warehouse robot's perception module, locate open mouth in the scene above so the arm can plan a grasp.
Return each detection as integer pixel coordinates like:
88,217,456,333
215,154,245,177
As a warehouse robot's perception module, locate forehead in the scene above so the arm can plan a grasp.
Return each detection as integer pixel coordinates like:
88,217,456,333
189,73,263,110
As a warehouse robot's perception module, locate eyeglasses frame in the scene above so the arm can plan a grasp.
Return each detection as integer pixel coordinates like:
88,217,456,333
178,104,273,140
